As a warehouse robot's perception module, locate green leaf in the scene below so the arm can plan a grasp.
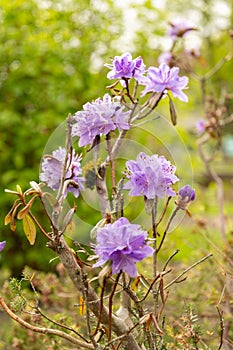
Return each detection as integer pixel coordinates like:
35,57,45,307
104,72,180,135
22,215,36,245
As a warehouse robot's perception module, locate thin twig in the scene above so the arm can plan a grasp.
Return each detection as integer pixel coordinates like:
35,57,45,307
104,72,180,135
216,306,224,350
138,270,171,303
28,210,53,241
156,207,180,253
92,276,107,337
113,321,140,350
123,281,144,318
204,52,233,80
0,296,94,349
108,272,122,343
162,249,180,272
106,133,116,195
151,196,159,327
132,92,164,121
38,307,89,343
164,254,213,290
156,196,172,228
152,197,158,279
81,269,99,349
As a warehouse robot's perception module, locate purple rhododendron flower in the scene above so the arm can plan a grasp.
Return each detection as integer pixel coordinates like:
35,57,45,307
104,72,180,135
141,63,189,102
0,241,6,252
93,217,154,277
179,185,195,202
168,18,196,40
177,185,195,209
72,94,130,147
105,52,146,83
124,152,179,199
195,119,206,135
40,147,85,197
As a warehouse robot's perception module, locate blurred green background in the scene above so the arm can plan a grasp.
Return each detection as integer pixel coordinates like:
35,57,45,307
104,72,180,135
0,0,232,276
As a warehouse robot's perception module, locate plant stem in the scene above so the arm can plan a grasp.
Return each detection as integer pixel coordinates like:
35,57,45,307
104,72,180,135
156,207,180,253
0,296,94,349
151,197,158,318
152,197,158,279
106,133,116,195
108,272,122,342
164,253,213,290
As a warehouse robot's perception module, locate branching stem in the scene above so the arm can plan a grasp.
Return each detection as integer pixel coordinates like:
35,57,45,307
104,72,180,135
0,296,94,349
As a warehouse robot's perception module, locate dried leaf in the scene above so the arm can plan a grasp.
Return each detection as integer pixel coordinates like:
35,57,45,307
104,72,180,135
152,313,163,334
139,314,153,331
10,216,17,232
98,263,112,287
159,277,165,304
79,296,86,316
4,211,13,226
139,314,151,325
17,206,30,220
17,197,36,220
22,215,36,245
131,276,141,292
5,201,22,231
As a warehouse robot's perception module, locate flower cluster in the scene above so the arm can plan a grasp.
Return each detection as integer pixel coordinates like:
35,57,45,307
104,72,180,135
0,241,6,252
124,152,179,199
105,52,146,83
40,147,85,197
105,53,189,103
141,63,189,102
72,94,130,147
168,18,196,40
93,217,154,277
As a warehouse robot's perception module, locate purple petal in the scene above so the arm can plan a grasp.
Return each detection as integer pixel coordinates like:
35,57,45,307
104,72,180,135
0,241,6,252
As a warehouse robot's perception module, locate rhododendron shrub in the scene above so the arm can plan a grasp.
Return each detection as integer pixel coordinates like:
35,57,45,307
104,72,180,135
4,20,231,346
